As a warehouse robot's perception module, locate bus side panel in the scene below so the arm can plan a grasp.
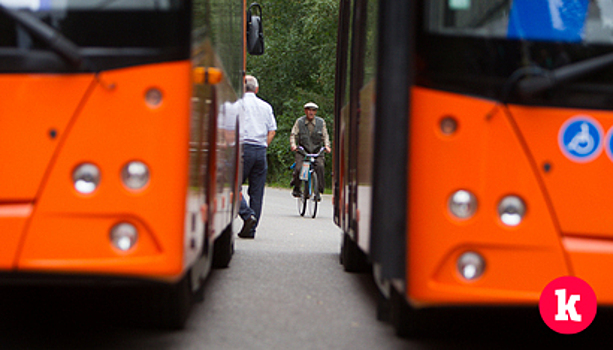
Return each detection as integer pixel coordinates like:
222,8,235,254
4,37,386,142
338,105,351,233
17,62,191,281
355,81,376,253
407,87,569,305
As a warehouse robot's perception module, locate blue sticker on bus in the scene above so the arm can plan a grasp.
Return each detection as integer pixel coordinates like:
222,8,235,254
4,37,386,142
558,116,603,162
508,0,589,43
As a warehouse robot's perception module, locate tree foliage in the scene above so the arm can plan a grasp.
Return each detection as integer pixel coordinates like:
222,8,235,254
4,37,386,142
247,0,338,189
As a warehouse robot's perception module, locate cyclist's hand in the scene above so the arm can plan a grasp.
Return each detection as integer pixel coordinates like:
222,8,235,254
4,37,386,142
291,145,297,152
325,146,331,153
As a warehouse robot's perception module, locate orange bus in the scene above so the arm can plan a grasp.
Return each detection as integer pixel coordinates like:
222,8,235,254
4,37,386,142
0,0,262,328
335,0,613,336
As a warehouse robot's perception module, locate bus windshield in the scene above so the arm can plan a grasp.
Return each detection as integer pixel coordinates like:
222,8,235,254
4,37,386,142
426,0,613,45
419,0,613,109
0,0,189,72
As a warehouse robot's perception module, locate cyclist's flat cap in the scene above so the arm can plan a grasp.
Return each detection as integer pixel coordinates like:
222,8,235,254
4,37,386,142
304,102,318,109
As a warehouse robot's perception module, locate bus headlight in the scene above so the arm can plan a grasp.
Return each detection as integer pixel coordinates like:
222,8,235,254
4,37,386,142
457,252,485,281
121,161,150,190
448,190,477,219
110,223,138,251
498,196,526,226
73,163,100,194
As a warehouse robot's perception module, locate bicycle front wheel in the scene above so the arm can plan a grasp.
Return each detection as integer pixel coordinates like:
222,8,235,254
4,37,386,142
307,172,318,218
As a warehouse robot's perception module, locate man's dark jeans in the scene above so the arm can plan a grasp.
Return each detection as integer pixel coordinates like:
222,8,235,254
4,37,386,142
238,144,268,233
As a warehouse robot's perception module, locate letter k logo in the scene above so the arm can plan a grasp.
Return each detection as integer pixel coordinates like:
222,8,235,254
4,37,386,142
554,289,581,322
540,276,597,334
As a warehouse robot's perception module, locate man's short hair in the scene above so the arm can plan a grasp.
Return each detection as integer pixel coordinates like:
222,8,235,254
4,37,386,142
245,75,258,92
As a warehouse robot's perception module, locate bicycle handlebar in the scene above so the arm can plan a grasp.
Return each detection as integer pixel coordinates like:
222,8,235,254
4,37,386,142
296,146,325,158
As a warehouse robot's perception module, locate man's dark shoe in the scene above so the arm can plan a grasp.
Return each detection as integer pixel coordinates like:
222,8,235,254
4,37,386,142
292,188,302,198
238,215,257,238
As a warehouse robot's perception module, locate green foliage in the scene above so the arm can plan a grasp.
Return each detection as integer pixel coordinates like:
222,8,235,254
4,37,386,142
247,0,338,190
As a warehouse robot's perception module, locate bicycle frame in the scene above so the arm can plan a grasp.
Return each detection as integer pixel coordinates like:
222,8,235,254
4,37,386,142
296,147,325,218
298,148,325,194
299,155,316,198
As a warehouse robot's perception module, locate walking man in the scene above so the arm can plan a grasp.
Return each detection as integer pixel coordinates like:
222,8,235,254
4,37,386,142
238,75,277,238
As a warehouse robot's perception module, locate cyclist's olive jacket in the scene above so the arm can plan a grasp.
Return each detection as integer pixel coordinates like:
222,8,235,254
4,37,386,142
294,116,325,154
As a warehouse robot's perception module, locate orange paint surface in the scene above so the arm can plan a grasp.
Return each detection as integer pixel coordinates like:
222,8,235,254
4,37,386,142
0,204,32,269
0,75,94,201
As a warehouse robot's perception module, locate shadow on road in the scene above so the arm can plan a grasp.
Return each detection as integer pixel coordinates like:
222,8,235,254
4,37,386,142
343,269,613,349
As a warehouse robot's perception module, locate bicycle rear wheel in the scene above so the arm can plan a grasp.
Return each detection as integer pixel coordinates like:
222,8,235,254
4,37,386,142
297,180,307,216
307,172,318,218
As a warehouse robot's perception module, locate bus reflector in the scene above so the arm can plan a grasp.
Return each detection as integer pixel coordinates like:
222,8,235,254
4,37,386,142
440,116,458,135
145,88,163,108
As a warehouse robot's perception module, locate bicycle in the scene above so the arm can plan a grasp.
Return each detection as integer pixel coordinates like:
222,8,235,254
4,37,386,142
292,147,325,218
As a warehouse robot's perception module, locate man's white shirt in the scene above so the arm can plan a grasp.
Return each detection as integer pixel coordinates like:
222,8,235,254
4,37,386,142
240,92,277,147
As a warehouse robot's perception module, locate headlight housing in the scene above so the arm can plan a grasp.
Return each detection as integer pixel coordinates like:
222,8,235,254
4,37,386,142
448,190,477,219
457,252,485,281
110,223,138,252
121,161,150,190
73,163,101,194
498,195,526,226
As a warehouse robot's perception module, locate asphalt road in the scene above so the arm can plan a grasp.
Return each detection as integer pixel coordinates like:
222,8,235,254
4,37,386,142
0,187,611,349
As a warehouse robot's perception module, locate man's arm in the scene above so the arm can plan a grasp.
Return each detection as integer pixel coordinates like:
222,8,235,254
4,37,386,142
289,119,300,151
322,120,331,153
267,130,276,146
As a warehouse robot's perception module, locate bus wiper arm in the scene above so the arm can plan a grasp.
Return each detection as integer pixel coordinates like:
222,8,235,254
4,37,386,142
516,52,613,97
0,5,83,68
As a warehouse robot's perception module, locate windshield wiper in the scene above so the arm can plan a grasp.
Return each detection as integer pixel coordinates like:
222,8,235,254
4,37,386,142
514,52,613,98
0,5,83,68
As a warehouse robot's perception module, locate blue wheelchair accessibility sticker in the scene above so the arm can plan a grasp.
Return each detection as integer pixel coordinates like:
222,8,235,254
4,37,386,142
558,116,603,162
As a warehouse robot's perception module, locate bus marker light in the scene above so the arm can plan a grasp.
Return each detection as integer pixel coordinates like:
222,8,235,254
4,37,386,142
193,67,223,85
498,196,526,226
121,161,150,190
448,190,477,219
110,223,138,252
145,88,163,108
440,117,458,135
73,163,100,194
457,252,485,281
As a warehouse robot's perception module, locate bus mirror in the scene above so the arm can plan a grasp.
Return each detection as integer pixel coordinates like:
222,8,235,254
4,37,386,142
246,3,264,55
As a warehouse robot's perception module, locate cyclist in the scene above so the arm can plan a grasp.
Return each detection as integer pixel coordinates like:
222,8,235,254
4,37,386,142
290,102,331,197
